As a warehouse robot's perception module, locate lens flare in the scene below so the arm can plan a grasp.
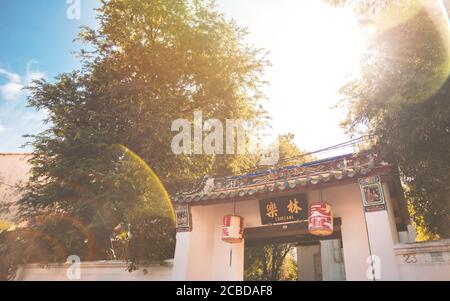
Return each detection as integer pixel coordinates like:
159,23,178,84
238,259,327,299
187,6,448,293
367,0,423,31
369,0,450,103
116,144,175,222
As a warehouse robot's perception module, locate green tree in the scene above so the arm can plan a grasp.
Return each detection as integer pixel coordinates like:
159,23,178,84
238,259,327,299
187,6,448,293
0,229,22,280
77,0,269,190
328,0,450,237
277,133,314,167
244,243,297,281
14,0,269,272
279,251,298,281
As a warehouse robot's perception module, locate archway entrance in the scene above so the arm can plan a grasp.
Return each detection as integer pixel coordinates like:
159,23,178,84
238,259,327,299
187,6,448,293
243,218,346,281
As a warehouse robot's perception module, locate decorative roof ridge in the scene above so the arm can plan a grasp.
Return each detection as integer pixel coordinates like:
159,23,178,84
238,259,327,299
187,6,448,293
173,151,381,203
174,175,212,196
222,153,354,181
210,165,370,193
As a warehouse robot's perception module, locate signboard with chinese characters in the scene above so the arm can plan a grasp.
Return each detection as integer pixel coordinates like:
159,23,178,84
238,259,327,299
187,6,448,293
174,204,192,232
259,194,307,225
359,176,386,212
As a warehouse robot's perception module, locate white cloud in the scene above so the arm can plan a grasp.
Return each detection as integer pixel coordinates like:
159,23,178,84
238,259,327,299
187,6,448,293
0,69,21,83
25,61,46,84
0,62,48,152
0,81,23,101
0,62,46,101
0,69,23,101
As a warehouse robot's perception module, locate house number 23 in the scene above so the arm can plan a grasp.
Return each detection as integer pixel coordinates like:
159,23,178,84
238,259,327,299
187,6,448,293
403,254,418,264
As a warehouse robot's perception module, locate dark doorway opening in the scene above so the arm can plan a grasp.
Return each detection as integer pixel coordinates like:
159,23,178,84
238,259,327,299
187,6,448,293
243,218,346,281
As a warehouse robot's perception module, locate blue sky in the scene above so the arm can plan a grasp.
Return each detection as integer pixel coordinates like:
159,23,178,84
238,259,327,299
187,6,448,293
0,0,368,155
0,0,99,152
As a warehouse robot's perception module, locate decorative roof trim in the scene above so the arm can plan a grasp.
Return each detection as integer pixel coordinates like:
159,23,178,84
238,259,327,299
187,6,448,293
173,152,387,204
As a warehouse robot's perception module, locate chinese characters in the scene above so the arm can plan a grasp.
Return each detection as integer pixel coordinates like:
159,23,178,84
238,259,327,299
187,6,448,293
260,194,307,225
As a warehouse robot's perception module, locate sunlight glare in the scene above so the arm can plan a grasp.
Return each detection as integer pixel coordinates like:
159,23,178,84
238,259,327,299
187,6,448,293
263,1,367,155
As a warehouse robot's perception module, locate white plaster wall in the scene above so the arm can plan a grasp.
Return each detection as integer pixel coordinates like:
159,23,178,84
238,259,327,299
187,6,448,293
172,232,192,280
397,262,450,281
382,183,400,245
173,198,264,281
14,241,450,281
210,202,244,281
320,240,346,281
173,204,216,280
297,245,320,281
174,182,384,281
365,210,400,280
395,240,450,281
309,184,372,280
15,261,173,281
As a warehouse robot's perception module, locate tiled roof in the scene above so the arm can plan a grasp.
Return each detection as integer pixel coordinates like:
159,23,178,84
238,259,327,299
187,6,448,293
173,151,389,204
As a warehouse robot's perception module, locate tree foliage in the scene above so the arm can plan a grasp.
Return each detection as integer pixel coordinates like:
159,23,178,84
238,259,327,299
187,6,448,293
277,133,314,167
11,0,270,273
244,243,297,281
330,0,450,237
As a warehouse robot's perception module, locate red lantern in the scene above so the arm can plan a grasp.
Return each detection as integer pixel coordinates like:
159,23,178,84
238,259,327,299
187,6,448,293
309,202,333,236
222,215,244,243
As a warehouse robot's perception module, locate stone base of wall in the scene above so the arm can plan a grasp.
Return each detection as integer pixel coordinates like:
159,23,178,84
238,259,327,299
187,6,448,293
395,239,450,281
15,260,174,281
14,240,450,281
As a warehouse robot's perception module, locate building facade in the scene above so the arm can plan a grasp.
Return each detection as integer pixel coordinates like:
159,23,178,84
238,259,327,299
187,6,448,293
0,153,31,229
172,152,418,281
2,152,450,281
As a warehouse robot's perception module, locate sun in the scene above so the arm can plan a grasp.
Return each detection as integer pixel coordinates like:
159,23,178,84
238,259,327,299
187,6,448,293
254,0,368,154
